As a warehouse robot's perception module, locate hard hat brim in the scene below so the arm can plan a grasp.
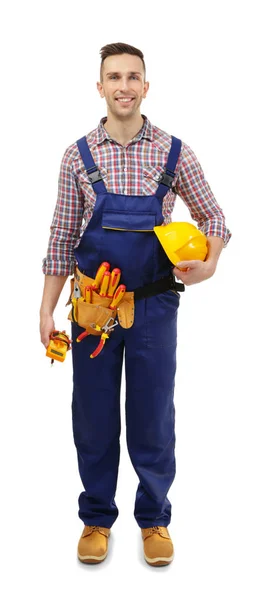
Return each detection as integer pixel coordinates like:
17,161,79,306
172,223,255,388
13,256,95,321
154,223,208,265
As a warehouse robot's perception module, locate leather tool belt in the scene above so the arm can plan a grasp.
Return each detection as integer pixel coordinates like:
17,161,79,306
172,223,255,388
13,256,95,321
67,267,185,331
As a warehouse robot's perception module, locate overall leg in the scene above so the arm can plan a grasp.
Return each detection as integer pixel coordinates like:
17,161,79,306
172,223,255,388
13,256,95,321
124,293,179,528
71,322,124,528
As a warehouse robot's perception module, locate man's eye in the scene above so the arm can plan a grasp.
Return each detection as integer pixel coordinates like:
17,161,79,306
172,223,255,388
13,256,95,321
109,75,138,80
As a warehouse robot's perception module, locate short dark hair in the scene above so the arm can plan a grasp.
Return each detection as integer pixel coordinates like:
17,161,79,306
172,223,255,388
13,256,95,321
100,42,146,82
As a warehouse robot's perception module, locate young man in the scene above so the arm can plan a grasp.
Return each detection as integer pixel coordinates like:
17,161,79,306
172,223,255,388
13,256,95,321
40,42,231,567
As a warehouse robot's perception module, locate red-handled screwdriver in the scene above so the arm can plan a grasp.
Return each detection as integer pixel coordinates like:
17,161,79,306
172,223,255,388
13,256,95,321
99,271,111,297
85,285,92,303
92,262,110,291
107,268,121,298
109,284,126,309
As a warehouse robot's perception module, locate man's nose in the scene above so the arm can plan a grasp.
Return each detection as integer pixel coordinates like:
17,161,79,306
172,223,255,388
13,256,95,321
119,77,130,91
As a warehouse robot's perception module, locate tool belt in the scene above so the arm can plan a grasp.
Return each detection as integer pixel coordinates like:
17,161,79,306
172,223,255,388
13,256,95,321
67,268,134,333
67,267,184,333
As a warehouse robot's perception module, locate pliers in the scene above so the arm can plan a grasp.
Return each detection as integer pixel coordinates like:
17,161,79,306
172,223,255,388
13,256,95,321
90,318,119,359
72,282,81,322
76,317,119,357
76,315,118,343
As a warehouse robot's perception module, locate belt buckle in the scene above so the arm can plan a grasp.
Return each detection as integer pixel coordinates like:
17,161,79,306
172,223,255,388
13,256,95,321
169,273,176,289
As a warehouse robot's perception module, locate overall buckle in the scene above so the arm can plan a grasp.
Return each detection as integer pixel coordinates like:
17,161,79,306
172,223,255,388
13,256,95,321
86,168,103,184
159,170,175,188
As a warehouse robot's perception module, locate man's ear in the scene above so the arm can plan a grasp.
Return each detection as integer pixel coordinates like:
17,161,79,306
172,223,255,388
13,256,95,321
97,82,104,98
143,81,150,99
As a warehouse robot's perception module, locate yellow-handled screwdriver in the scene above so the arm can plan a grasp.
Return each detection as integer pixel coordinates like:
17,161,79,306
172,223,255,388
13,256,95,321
107,268,121,298
109,284,126,309
92,261,110,291
99,271,111,297
85,285,92,303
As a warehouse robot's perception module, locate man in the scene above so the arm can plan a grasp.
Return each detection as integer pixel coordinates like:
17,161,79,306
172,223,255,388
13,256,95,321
40,42,231,567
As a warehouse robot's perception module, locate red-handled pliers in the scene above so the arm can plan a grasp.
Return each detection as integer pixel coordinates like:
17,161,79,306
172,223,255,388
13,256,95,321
76,330,90,342
90,318,119,358
90,332,109,358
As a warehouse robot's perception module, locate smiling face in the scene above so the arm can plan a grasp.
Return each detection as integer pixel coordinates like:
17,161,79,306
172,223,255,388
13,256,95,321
97,54,149,120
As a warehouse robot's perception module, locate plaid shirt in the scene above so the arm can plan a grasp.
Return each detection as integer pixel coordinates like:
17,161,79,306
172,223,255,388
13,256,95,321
42,115,231,276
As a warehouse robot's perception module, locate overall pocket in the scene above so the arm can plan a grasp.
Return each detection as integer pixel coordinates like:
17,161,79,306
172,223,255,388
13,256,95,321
101,210,157,289
102,210,156,232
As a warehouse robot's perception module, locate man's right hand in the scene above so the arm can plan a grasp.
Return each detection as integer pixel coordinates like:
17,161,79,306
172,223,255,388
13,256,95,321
40,314,56,348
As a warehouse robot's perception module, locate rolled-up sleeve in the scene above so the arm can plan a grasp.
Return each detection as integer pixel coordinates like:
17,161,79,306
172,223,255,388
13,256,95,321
177,144,232,246
42,146,84,276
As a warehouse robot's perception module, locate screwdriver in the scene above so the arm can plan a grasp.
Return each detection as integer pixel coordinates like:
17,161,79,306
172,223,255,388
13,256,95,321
92,261,110,291
99,270,111,297
107,268,121,298
109,284,126,309
85,285,92,303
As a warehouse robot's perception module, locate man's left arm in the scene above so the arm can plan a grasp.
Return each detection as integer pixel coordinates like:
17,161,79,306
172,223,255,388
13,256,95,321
172,143,231,285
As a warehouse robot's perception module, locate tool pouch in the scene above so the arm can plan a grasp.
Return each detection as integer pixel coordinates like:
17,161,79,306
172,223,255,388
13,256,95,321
67,270,135,331
67,276,117,336
116,291,134,329
69,302,117,336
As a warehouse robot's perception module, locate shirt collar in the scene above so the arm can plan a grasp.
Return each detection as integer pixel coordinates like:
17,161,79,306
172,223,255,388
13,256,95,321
94,114,154,145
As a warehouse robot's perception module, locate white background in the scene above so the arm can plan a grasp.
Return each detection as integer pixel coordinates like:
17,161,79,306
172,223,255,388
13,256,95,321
1,0,264,598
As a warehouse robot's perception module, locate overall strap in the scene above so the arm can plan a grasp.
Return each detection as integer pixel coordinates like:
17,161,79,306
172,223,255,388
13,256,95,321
76,136,107,194
156,136,182,200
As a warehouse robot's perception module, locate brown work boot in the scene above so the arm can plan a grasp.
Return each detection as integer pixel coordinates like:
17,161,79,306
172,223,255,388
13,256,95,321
141,526,174,566
77,525,111,564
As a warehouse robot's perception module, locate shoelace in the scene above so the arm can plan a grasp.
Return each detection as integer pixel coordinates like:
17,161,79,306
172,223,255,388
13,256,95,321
148,526,162,534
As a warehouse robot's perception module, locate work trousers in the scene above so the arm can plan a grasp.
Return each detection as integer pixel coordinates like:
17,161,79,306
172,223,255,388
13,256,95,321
71,291,179,529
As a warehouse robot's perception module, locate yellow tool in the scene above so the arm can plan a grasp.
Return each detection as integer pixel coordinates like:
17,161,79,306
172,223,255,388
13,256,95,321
85,285,92,303
46,331,71,364
107,268,121,297
109,284,126,309
92,261,110,291
99,270,111,297
90,332,109,358
72,281,84,322
90,319,119,358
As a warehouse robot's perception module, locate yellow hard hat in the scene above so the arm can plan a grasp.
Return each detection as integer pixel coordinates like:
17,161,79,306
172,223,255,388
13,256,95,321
153,222,208,265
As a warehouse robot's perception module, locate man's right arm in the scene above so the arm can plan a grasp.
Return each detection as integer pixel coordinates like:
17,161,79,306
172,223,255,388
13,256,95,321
40,145,84,347
40,275,68,347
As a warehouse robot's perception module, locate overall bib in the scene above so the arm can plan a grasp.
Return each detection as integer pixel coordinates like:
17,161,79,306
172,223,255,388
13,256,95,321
71,135,182,529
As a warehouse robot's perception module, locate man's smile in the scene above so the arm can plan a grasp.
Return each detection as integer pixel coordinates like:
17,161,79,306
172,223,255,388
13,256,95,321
115,97,135,104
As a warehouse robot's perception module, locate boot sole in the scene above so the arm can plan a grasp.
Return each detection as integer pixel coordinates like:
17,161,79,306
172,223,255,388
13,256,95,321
78,550,108,564
144,553,174,567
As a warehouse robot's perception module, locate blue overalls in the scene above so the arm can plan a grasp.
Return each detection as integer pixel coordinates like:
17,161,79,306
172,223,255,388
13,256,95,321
71,135,182,529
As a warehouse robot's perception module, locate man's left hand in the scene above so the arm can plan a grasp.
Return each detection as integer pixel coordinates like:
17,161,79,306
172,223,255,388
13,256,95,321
172,260,216,285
